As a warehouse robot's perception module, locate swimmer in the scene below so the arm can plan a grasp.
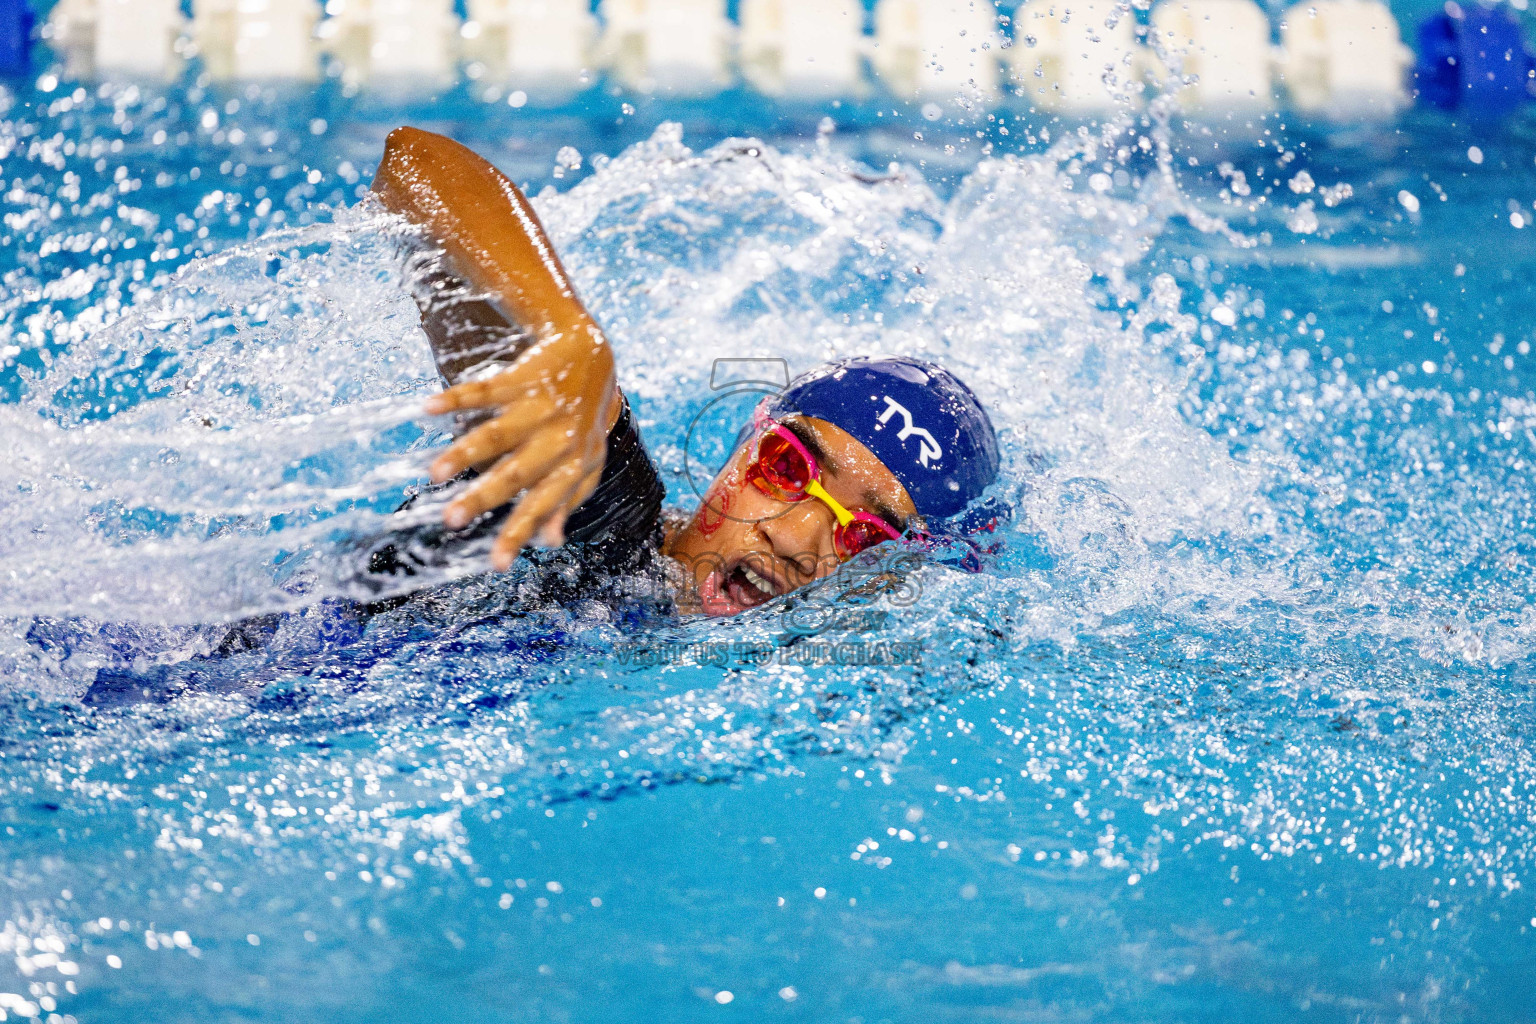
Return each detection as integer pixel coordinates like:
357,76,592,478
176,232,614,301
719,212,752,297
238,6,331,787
368,127,1001,617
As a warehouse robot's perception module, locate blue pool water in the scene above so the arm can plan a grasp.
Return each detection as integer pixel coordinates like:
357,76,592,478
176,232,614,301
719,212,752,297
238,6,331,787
4,28,1536,1024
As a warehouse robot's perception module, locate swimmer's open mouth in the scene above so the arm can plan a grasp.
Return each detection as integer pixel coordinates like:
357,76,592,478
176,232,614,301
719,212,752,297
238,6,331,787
723,559,782,609
694,557,791,617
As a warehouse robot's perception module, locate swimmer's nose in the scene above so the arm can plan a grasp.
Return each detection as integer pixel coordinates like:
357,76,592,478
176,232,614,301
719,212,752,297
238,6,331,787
759,500,837,585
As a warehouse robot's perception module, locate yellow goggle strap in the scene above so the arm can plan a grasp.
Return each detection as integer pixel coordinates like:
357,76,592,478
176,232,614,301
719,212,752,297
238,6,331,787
803,478,855,528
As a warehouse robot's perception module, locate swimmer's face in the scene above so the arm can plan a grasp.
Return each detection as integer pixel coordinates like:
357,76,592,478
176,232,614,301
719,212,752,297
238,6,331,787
665,415,918,617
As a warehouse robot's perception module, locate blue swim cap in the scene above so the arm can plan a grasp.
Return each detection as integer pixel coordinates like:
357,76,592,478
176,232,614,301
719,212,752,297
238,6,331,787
767,357,1001,521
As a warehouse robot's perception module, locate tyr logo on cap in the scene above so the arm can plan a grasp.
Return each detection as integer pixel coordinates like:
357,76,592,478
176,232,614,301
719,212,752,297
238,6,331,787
877,397,943,468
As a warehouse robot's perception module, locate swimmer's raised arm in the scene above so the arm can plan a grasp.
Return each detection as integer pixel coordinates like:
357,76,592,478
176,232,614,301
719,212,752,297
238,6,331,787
372,126,617,571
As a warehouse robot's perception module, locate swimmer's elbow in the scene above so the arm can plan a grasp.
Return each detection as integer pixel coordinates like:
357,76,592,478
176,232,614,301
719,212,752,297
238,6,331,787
381,126,431,168
385,125,426,149
372,126,441,213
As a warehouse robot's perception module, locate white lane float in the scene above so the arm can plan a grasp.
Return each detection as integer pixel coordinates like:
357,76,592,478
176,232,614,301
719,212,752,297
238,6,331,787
596,0,734,95
872,0,1004,102
738,0,865,98
463,0,596,87
44,0,103,77
1011,0,1145,113
1277,0,1411,116
235,0,321,79
190,0,236,78
48,0,187,77
320,0,461,85
1149,0,1276,109
192,0,320,80
98,0,186,74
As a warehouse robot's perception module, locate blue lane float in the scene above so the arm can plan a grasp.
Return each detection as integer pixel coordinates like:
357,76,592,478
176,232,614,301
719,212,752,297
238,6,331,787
0,0,33,76
1415,1,1536,117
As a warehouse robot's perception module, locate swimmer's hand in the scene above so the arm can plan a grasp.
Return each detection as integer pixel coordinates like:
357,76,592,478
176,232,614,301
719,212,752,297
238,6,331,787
423,328,617,571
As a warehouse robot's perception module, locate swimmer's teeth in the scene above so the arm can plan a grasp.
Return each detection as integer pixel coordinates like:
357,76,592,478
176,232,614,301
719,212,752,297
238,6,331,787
742,566,775,597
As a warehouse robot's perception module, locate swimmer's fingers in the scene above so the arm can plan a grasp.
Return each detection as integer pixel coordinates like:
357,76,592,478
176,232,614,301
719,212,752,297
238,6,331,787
429,397,556,482
497,463,603,569
442,413,606,531
441,428,568,529
424,373,550,416
425,334,597,415
489,463,595,571
565,463,605,519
